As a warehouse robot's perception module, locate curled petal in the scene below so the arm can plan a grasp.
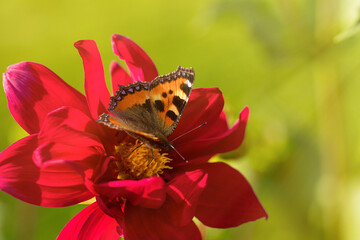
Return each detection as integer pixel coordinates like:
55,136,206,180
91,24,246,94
74,40,110,120
95,195,125,220
35,106,105,181
94,177,166,209
164,169,208,226
194,162,268,228
38,106,104,146
111,34,158,82
2,62,88,134
110,61,133,94
0,135,92,207
124,203,201,240
58,203,122,240
0,135,42,204
176,106,249,161
169,88,225,143
36,162,95,206
33,141,101,180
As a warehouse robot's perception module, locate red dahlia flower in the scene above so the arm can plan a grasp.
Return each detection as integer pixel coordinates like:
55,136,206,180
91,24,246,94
0,34,267,240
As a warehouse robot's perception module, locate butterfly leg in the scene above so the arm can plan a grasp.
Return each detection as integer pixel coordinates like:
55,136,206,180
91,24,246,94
125,142,144,159
147,148,155,166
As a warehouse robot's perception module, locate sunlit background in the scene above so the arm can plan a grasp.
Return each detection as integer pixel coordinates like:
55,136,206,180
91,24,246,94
1,0,360,239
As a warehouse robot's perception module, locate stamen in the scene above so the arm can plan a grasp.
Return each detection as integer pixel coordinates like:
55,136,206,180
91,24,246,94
114,141,172,180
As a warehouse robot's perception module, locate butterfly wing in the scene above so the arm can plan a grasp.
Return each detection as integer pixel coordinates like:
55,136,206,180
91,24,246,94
107,81,151,114
149,66,195,137
97,81,161,141
98,113,161,144
97,66,195,148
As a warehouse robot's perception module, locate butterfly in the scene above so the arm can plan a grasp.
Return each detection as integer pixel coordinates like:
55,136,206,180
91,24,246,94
97,66,195,159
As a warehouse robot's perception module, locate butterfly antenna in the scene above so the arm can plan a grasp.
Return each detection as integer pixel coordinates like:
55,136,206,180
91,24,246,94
171,122,207,144
169,144,188,163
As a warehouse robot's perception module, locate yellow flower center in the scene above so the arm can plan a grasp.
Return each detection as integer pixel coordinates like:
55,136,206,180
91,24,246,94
114,141,173,180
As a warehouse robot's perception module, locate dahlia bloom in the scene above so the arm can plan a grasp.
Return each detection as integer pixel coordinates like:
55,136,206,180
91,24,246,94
0,34,267,239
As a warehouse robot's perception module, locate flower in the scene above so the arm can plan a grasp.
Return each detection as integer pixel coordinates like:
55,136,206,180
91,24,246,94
0,34,267,240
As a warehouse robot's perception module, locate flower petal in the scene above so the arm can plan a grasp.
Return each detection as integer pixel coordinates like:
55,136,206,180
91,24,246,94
176,106,249,161
194,162,267,228
94,177,166,209
0,135,93,207
167,88,228,163
169,87,225,143
111,34,158,82
110,61,133,95
164,169,208,226
38,106,103,146
0,135,41,204
33,141,101,180
74,40,110,120
36,162,95,207
58,203,121,240
35,106,105,181
124,204,201,240
2,62,89,134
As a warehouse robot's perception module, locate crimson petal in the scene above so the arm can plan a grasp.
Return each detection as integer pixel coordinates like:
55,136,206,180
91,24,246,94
58,203,121,240
35,106,105,180
2,62,89,134
0,135,92,207
36,162,95,207
74,40,110,120
38,106,103,146
164,169,208,226
111,34,158,82
176,106,249,161
195,162,267,228
169,88,225,143
94,177,166,209
124,204,201,240
110,61,133,95
33,141,102,181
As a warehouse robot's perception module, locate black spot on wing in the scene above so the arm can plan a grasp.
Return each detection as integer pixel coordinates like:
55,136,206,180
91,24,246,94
154,100,165,112
173,96,186,113
169,90,173,94
166,110,178,121
141,99,152,113
180,83,191,97
162,92,167,98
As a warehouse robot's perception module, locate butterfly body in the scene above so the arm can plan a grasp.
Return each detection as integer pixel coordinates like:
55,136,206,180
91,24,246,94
97,66,195,151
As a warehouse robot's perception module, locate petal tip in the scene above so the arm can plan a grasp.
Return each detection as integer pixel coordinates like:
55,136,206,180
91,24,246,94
74,40,96,50
5,61,31,73
110,60,120,70
240,106,249,122
3,62,32,89
74,40,84,48
111,33,127,41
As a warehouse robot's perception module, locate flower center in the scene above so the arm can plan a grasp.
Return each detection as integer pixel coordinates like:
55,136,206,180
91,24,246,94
114,141,172,180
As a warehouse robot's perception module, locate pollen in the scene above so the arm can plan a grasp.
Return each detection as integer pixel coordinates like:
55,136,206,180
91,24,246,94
114,141,172,180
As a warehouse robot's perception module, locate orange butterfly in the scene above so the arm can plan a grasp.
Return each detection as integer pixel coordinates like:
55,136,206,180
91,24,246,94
97,66,194,160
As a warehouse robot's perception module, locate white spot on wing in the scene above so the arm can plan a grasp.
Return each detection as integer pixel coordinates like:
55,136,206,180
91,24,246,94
185,79,192,88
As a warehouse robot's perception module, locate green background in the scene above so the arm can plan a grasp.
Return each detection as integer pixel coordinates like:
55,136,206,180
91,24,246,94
1,0,360,239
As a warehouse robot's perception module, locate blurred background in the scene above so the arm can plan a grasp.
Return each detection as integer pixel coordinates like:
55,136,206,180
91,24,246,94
0,0,359,239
